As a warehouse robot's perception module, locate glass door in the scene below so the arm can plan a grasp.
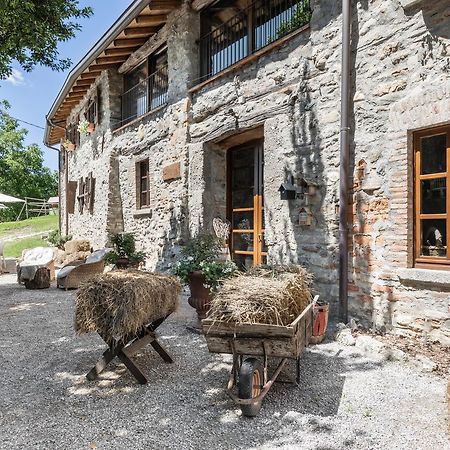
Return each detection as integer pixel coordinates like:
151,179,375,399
228,141,266,269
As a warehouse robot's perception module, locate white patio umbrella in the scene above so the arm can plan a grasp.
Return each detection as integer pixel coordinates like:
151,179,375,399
0,193,25,203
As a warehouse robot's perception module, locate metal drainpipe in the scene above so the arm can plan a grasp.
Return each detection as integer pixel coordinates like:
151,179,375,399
44,143,63,232
339,0,351,323
46,118,67,236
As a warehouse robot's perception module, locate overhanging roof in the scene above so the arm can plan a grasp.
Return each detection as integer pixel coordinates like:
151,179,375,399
45,0,180,146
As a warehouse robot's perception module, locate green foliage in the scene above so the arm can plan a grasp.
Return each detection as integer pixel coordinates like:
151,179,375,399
105,232,146,265
273,3,311,41
0,101,58,222
0,0,92,79
47,230,71,250
172,234,238,290
3,235,47,258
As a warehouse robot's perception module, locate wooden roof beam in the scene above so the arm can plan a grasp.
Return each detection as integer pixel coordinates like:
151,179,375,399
96,55,128,64
114,37,147,47
80,71,101,79
135,14,167,25
76,79,95,86
104,47,139,56
89,63,120,72
123,27,158,36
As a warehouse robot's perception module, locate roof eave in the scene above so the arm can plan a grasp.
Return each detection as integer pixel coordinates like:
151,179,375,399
44,0,150,145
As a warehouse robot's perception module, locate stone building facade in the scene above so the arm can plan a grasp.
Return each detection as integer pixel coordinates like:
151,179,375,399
46,0,450,346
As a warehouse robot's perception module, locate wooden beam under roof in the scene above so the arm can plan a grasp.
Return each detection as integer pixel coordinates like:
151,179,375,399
71,86,87,92
89,63,120,72
76,79,95,86
135,14,168,25
104,47,139,56
114,37,148,47
96,55,128,64
123,26,158,36
80,71,101,79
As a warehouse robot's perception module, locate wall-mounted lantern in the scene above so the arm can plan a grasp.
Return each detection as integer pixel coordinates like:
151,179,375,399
279,176,297,200
299,207,313,226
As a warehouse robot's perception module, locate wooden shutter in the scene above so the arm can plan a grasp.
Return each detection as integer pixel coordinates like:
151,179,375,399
89,177,95,214
67,181,77,214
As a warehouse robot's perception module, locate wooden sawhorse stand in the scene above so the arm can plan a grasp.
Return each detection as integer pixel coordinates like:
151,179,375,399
86,316,173,384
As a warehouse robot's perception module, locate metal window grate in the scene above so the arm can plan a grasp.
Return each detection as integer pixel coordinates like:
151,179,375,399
120,65,168,126
200,0,311,81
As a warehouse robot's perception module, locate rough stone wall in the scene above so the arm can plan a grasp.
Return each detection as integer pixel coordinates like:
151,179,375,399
62,70,124,248
60,0,450,345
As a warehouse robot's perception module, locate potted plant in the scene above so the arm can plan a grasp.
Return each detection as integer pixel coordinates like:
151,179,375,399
77,118,90,136
173,234,238,326
63,139,75,152
105,233,146,269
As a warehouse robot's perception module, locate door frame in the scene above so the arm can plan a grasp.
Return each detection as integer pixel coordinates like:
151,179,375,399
226,139,265,267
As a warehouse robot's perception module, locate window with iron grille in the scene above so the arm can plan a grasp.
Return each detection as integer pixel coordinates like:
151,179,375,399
121,48,168,127
136,159,150,209
414,125,450,268
199,0,311,81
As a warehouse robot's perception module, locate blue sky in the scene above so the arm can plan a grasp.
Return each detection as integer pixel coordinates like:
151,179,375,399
0,1,134,171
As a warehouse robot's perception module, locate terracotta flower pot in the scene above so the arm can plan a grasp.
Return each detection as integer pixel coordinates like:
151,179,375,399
310,302,329,344
87,122,95,133
187,271,212,324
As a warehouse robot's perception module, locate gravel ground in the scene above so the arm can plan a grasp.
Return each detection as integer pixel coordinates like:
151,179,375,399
0,273,449,450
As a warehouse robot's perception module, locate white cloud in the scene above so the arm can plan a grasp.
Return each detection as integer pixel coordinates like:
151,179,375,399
5,68,25,86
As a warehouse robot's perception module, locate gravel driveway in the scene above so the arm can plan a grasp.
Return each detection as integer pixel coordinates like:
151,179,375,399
0,273,448,450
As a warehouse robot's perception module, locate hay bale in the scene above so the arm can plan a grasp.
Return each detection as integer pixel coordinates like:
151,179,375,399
208,265,313,326
75,270,181,341
64,240,90,253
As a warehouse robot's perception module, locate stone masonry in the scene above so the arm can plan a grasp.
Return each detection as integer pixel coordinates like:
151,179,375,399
59,0,450,346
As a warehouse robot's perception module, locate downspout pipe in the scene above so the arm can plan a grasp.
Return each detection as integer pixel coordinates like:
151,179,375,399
339,0,351,323
45,118,68,236
44,143,62,232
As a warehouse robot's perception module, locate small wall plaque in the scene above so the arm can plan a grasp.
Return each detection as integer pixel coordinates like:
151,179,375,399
162,162,181,182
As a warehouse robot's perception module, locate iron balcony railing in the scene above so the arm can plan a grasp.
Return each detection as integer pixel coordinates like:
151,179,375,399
200,0,311,81
121,65,168,126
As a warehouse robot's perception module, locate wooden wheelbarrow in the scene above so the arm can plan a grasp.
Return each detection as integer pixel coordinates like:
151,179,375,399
86,315,173,385
202,296,317,417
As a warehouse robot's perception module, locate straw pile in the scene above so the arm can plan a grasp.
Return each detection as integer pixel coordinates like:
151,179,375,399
208,265,313,326
75,270,181,341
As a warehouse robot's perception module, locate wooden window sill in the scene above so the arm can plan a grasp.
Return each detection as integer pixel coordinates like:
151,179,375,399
133,208,152,218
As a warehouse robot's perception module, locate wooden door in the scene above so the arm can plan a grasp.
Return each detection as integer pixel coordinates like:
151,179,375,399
228,141,267,269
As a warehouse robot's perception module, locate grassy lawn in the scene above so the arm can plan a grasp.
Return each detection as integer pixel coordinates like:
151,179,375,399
3,235,49,258
0,215,58,238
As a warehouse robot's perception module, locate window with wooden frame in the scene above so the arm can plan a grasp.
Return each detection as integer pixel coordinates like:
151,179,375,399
66,120,80,147
136,159,151,209
85,90,100,126
121,47,168,126
414,125,450,268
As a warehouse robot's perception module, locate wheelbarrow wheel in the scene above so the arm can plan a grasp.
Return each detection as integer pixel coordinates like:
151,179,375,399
238,357,263,417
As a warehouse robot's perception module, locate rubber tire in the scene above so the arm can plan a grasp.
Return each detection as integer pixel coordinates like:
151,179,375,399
238,357,263,417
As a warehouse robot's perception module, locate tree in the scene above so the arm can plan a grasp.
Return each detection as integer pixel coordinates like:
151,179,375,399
0,101,58,221
0,0,92,79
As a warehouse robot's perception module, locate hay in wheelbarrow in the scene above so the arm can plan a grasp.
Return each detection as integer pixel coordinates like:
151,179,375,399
75,270,181,342
208,265,313,326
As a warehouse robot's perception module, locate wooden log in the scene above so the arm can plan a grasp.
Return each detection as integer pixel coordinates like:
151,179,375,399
118,25,169,74
24,267,50,289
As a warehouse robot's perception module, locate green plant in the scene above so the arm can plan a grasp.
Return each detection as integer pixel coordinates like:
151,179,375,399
77,118,89,135
172,234,238,290
270,3,312,42
105,232,146,265
47,230,72,249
